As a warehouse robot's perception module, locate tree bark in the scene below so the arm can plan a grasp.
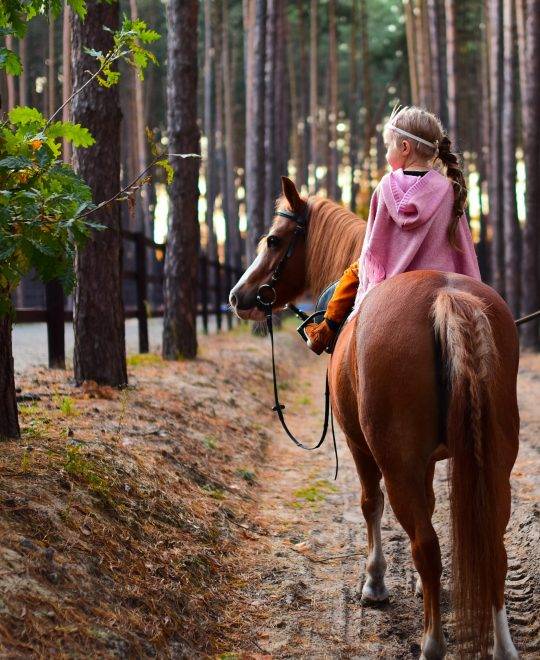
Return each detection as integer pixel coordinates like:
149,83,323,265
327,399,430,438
309,0,318,193
487,0,505,295
445,0,458,144
162,0,201,360
71,0,127,386
516,0,540,347
264,0,277,229
204,0,218,263
326,0,339,200
502,0,520,317
222,0,241,267
18,36,27,106
62,6,72,162
5,36,16,110
0,316,19,439
129,0,151,236
404,0,419,104
47,12,55,117
426,0,442,115
245,0,266,260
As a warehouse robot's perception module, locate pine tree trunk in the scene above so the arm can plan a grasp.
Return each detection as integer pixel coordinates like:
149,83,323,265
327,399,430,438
360,0,372,187
274,0,288,188
162,0,201,360
18,36,27,106
62,6,72,162
404,0,419,104
264,0,277,228
349,0,359,212
487,0,505,295
502,0,520,317
5,36,16,110
426,0,442,114
309,0,318,193
245,0,266,260
516,0,540,347
445,0,458,143
71,1,127,386
326,0,339,200
204,0,218,263
222,0,241,267
48,14,55,116
0,315,19,439
129,0,151,236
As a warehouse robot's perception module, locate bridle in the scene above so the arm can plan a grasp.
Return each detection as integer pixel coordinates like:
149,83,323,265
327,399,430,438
255,203,339,480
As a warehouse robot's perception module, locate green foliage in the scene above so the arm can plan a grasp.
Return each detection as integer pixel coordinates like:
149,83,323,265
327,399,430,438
0,105,100,314
64,443,111,501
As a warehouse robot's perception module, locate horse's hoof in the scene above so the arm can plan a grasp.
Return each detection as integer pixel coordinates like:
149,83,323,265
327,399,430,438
420,632,446,660
361,577,389,604
415,576,423,598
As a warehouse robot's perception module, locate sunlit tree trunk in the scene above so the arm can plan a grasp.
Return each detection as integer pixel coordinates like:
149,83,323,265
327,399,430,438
163,0,201,360
72,0,127,385
18,36,27,106
404,0,419,104
426,0,442,116
5,36,16,110
0,316,19,439
360,0,372,186
516,0,540,347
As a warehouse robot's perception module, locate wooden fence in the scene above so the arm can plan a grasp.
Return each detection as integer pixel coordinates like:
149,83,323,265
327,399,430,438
13,230,244,368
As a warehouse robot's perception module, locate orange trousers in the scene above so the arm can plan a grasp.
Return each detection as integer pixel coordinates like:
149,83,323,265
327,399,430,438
324,261,359,326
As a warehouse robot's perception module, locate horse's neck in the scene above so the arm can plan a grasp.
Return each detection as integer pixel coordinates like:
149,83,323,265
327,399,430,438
305,198,366,299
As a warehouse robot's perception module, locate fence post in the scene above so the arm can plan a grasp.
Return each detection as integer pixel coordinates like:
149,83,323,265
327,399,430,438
215,259,222,332
45,279,65,369
135,232,149,354
200,253,209,335
225,263,233,330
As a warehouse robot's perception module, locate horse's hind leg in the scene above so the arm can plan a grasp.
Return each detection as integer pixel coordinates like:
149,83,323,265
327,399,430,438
415,458,436,598
384,465,446,660
347,440,389,603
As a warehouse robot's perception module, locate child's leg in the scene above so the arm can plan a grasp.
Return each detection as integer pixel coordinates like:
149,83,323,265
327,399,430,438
305,261,359,354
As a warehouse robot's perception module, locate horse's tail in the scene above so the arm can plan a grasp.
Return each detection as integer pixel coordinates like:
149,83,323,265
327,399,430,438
431,287,501,657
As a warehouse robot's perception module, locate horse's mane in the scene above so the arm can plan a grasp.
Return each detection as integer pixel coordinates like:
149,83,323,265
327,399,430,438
276,195,367,299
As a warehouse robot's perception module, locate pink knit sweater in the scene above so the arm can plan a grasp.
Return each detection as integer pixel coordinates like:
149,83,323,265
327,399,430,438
349,168,481,318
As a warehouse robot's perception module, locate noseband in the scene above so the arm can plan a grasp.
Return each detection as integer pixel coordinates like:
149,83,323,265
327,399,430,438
255,203,339,479
256,206,309,309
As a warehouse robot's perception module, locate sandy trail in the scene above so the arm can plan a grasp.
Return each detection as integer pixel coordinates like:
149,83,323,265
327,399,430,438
226,340,539,659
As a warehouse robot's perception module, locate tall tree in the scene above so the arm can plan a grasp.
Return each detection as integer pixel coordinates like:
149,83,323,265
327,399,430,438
162,0,201,360
487,0,505,295
444,0,458,143
0,319,19,438
129,0,151,235
5,35,16,110
516,0,540,348
62,6,72,162
349,0,359,212
309,0,318,192
502,0,519,317
203,0,218,262
426,0,442,116
264,0,277,228
245,0,266,260
222,0,241,267
71,0,127,385
326,0,339,200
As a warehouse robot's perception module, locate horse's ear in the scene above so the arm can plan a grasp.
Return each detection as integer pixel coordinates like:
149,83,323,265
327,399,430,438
281,176,302,212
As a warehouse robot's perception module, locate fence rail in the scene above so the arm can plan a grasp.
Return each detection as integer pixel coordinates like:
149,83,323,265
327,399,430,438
13,230,243,368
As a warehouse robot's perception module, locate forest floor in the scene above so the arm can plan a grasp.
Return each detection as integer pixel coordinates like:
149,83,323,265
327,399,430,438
0,320,538,658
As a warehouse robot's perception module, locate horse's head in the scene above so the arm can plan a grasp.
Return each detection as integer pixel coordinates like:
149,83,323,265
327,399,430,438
229,177,308,321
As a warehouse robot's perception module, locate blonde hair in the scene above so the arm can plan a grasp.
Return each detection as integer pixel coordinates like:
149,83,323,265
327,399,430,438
384,105,467,252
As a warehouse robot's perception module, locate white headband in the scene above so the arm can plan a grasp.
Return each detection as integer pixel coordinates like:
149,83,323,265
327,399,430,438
385,123,439,150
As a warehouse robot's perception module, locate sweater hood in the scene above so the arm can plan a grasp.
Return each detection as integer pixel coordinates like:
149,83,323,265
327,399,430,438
380,168,452,230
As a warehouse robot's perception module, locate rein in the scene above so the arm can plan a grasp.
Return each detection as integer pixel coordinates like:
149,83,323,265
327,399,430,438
256,205,339,480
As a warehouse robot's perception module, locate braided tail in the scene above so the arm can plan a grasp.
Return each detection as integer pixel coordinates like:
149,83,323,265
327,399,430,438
431,288,501,657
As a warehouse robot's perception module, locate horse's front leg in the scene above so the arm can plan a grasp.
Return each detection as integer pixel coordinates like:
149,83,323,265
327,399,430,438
347,439,389,603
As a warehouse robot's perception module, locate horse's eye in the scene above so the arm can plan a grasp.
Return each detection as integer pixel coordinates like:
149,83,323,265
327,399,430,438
267,235,281,249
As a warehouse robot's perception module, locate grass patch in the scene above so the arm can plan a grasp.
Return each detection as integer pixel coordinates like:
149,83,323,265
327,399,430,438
201,484,225,500
292,479,338,508
202,436,218,450
296,395,312,406
55,395,77,416
64,444,112,502
127,353,163,367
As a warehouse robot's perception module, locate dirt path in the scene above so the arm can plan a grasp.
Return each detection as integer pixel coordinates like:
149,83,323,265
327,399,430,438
224,342,539,659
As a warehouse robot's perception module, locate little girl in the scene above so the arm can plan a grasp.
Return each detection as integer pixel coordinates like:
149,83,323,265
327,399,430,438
304,105,482,354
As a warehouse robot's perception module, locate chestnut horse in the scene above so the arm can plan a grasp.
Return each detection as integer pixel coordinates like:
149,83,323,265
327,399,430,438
229,178,520,659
